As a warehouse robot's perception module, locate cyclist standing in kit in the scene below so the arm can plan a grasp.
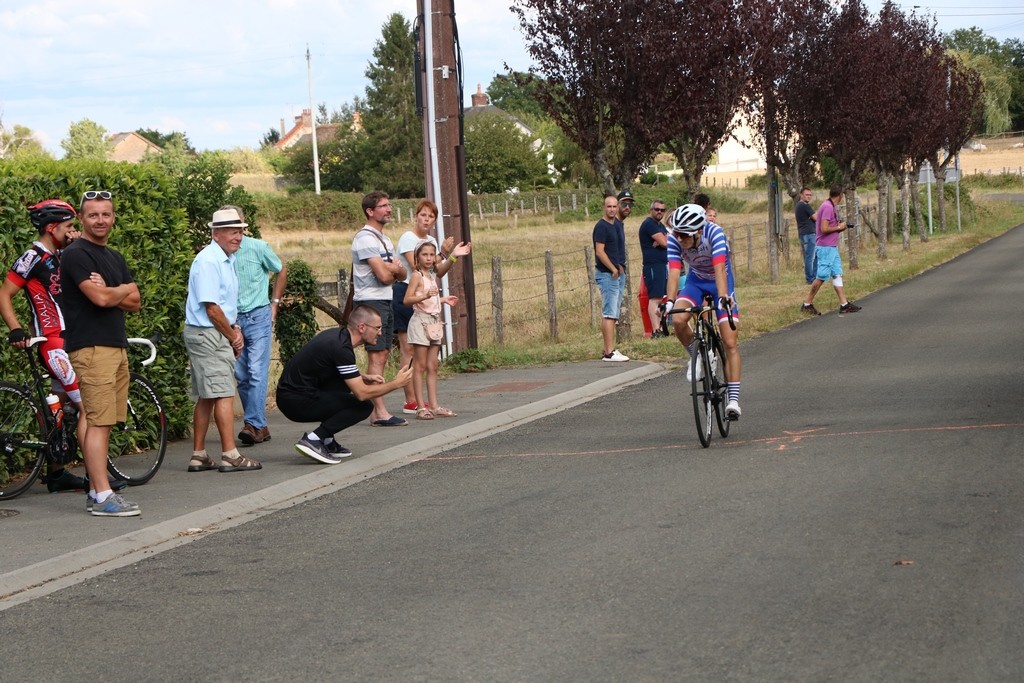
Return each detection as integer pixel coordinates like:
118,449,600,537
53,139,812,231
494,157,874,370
60,190,142,517
0,200,93,492
663,204,743,420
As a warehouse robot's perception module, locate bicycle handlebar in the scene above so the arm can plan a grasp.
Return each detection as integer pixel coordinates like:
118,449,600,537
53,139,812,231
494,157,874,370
665,296,736,331
27,336,158,366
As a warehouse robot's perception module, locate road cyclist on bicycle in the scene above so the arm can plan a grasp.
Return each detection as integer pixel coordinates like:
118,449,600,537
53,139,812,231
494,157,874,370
0,200,115,494
663,204,743,420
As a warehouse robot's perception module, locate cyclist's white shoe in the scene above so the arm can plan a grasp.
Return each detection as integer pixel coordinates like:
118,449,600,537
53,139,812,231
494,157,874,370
725,400,741,420
686,352,704,382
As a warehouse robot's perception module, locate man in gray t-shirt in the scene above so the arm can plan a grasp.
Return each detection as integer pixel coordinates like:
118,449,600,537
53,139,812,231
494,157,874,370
351,190,407,426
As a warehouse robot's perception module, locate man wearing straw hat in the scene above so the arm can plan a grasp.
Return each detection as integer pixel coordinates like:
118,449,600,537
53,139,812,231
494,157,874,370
183,208,262,474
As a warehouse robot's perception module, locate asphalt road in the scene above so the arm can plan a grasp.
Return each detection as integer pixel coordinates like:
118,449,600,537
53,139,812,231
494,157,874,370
2,226,1022,682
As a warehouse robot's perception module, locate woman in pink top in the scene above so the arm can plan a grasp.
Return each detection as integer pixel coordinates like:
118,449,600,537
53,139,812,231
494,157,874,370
403,241,459,419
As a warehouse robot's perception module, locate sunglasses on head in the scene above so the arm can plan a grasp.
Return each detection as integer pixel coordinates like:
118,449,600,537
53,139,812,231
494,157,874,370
81,190,113,201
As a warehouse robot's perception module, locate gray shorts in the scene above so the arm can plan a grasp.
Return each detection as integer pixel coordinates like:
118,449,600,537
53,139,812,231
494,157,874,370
358,299,395,352
184,325,236,400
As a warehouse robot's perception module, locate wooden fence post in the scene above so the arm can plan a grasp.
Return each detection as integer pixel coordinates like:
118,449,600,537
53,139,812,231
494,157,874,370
491,255,504,344
746,224,753,272
545,251,558,340
585,246,597,329
337,267,348,305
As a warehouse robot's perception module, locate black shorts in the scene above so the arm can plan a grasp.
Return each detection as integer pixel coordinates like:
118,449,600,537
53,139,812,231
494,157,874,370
642,263,668,299
392,282,413,333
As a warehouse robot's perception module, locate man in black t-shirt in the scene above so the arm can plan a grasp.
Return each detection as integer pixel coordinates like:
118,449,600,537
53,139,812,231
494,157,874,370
276,305,413,464
59,191,141,517
795,187,818,284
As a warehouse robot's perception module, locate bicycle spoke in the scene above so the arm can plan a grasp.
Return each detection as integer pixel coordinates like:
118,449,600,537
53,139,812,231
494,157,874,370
107,374,167,485
0,382,47,499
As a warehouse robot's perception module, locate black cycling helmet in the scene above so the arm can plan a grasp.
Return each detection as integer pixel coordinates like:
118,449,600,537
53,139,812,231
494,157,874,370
28,200,77,234
669,203,706,235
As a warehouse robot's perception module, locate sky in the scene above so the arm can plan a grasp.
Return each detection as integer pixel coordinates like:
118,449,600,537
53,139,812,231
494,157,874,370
1,0,1022,157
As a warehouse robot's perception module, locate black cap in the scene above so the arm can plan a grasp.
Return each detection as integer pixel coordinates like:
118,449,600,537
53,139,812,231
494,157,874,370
616,190,634,203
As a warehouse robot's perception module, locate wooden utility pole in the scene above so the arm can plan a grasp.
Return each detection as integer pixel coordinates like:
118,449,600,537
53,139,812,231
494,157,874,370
417,0,477,350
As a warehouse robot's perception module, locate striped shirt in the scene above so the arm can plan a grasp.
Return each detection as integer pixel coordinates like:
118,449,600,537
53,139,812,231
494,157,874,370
233,236,283,313
667,221,732,282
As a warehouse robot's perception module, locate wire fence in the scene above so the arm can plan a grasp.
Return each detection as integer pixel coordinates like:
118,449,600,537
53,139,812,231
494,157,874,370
317,203,886,348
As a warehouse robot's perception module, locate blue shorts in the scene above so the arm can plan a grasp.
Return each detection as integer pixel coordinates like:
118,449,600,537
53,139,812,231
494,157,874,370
674,274,739,325
595,270,624,320
815,245,843,281
642,264,668,299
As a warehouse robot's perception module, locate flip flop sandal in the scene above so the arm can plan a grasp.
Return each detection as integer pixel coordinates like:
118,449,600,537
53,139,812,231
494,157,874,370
371,416,409,427
416,408,434,420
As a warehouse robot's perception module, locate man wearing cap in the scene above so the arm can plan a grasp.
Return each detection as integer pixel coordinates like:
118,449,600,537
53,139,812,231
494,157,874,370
183,208,261,474
220,205,288,447
1,199,92,494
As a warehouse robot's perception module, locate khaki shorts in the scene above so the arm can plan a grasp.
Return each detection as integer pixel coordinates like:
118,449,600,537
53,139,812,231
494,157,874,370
184,325,236,400
68,346,129,427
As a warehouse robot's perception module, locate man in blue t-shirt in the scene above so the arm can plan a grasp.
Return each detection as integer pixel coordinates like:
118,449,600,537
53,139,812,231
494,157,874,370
593,194,629,362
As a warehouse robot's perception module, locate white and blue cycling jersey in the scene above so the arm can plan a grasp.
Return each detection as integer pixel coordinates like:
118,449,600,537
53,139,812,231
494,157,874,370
667,221,739,323
667,220,732,281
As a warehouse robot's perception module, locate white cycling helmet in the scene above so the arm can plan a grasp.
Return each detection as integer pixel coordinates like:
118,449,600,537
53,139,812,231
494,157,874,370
669,204,706,235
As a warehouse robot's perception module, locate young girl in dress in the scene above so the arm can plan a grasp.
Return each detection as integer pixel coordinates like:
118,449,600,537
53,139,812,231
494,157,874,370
403,240,459,420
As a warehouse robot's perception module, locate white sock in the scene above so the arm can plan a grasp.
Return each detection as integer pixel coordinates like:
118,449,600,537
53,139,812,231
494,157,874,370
306,432,321,442
95,489,113,503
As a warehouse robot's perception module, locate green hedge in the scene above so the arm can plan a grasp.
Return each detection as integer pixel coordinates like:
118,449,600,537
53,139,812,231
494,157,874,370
1,159,194,438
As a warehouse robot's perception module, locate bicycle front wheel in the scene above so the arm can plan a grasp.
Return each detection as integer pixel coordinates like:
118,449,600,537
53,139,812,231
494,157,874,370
107,373,167,485
711,336,731,439
0,382,47,500
691,343,713,448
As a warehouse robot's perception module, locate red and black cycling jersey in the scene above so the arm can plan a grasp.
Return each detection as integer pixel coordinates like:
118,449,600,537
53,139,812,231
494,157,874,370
5,242,65,338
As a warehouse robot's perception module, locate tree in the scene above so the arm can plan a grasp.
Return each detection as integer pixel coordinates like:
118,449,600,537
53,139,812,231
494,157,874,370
60,118,111,160
358,13,423,197
260,127,281,148
661,0,764,197
0,117,50,160
512,0,718,194
487,72,547,120
952,51,1012,135
464,112,546,193
136,128,195,153
944,27,1021,135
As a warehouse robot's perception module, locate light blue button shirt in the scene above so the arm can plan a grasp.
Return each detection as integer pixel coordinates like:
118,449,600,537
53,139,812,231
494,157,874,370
186,241,239,327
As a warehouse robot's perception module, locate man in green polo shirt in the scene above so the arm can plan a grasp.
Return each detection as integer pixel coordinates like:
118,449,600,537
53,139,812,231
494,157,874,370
223,205,288,446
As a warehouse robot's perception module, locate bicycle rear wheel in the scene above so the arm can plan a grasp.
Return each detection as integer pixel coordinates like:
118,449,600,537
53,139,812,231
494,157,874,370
711,336,731,438
691,341,713,448
107,373,167,485
0,382,47,500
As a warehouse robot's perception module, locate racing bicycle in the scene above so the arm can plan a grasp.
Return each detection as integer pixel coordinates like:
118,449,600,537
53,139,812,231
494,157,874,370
0,336,167,500
665,294,735,448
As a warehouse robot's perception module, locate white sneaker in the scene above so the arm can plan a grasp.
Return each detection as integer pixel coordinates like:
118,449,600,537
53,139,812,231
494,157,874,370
686,351,704,381
602,349,629,362
725,400,741,420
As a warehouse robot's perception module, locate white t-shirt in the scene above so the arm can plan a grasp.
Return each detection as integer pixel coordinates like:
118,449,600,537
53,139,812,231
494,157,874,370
397,231,438,284
351,225,396,301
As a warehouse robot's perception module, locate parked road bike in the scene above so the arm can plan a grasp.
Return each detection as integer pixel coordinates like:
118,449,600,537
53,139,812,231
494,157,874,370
665,294,735,448
0,336,167,500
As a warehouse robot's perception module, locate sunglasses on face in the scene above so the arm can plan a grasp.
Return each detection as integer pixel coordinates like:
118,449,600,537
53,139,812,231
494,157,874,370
81,190,113,201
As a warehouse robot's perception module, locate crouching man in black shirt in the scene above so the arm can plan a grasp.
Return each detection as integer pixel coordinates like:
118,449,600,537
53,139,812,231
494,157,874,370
276,305,414,464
